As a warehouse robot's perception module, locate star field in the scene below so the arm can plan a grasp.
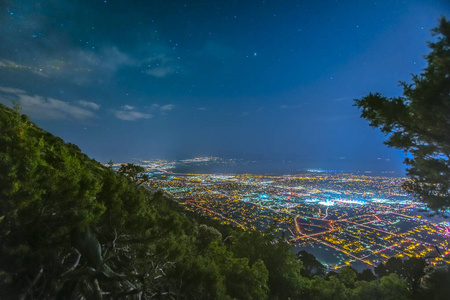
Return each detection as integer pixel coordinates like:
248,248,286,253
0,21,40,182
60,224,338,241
0,0,448,172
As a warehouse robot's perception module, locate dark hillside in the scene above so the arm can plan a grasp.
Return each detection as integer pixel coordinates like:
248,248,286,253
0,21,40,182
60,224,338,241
0,104,270,299
0,104,447,299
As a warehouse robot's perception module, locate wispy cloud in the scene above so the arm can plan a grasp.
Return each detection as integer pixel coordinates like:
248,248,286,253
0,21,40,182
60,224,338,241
0,86,98,120
160,104,175,111
0,46,136,83
0,59,48,77
144,54,178,78
0,1,183,85
146,66,175,78
71,46,136,73
0,86,27,94
113,105,152,121
78,100,100,110
114,110,152,121
149,103,176,114
0,45,183,83
0,59,25,69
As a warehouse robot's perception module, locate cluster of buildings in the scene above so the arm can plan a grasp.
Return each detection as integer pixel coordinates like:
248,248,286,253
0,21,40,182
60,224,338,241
131,158,450,270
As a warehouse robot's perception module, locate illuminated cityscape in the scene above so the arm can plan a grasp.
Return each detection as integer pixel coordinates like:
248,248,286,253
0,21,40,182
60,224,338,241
117,157,450,271
1,0,449,297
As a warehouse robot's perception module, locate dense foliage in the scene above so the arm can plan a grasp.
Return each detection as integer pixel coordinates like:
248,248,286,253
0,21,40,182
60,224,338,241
355,18,450,209
0,103,448,299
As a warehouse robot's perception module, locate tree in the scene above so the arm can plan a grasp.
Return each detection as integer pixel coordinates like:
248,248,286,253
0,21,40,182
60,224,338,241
420,265,450,300
379,273,411,300
355,18,450,209
230,230,306,299
358,268,377,282
0,105,108,298
374,262,388,278
403,257,427,296
375,257,427,297
297,250,325,278
0,105,186,298
352,280,381,300
310,275,350,300
338,266,357,288
196,224,222,251
117,163,150,186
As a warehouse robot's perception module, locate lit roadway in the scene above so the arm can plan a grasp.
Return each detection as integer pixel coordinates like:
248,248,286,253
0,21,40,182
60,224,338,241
291,209,442,268
144,169,450,269
294,215,375,266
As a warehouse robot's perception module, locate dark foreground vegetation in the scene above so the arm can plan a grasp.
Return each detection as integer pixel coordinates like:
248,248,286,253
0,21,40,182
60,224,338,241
1,17,450,300
0,106,449,299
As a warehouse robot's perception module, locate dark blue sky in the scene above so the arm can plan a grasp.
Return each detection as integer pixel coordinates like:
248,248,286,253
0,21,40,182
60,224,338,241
0,0,448,172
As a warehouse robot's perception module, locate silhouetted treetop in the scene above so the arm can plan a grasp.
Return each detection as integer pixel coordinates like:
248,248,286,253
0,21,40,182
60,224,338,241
355,17,450,209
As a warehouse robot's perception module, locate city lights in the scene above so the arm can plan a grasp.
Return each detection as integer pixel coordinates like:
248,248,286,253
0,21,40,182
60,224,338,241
137,158,450,270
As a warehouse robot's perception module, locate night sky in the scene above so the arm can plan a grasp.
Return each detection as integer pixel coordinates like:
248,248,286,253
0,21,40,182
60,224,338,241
1,1,448,172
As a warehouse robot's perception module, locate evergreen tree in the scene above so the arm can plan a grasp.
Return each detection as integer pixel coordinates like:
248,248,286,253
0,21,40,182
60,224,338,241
420,265,450,300
355,18,450,209
298,250,325,278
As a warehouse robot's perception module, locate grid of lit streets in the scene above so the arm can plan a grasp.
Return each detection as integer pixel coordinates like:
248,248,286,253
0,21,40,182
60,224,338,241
131,159,450,270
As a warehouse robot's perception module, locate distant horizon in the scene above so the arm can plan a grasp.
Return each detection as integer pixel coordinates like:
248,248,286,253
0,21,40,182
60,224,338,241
118,155,408,177
1,0,447,173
